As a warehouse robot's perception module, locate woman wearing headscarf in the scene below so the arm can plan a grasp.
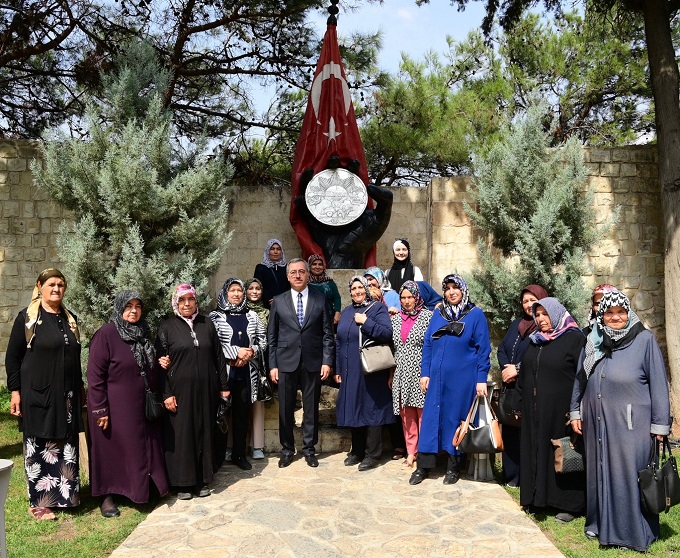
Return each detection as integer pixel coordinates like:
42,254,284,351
497,284,549,487
87,291,169,518
390,281,433,467
335,276,394,471
244,277,269,460
5,268,83,520
583,284,618,335
209,278,267,471
253,239,290,308
386,238,424,293
364,266,400,312
156,284,230,500
307,254,342,325
570,291,670,551
409,274,491,486
517,297,585,523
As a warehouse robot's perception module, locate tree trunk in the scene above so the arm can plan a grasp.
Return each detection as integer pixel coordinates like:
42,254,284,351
642,0,680,425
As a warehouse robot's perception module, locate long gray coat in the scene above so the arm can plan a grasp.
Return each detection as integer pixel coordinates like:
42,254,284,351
570,329,671,552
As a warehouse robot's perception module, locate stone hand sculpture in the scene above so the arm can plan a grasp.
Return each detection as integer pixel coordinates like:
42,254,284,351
295,156,393,269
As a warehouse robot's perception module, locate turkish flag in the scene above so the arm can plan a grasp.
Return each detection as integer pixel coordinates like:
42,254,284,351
289,20,376,267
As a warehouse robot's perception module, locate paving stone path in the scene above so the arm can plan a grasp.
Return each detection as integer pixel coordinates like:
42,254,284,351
111,452,563,558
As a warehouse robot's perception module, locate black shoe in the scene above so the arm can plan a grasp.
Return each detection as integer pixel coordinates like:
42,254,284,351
585,530,598,540
305,454,319,468
232,456,253,471
409,468,428,485
443,470,460,485
358,457,379,471
278,454,293,468
344,454,363,466
555,512,575,523
194,486,211,498
99,496,120,518
177,492,193,500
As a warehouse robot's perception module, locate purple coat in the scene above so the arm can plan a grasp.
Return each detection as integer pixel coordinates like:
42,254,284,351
87,322,169,503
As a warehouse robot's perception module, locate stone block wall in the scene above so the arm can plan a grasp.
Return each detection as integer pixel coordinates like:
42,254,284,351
0,141,665,381
0,141,72,379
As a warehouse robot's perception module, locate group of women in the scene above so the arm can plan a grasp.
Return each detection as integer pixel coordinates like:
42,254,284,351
6,235,674,552
496,283,671,551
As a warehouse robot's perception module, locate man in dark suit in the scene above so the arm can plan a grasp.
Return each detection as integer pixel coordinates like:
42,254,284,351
268,257,335,468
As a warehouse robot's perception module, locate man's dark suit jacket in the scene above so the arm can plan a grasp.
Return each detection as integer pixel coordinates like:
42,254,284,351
268,287,335,372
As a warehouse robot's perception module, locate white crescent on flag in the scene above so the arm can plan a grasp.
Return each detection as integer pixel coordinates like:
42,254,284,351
310,60,352,127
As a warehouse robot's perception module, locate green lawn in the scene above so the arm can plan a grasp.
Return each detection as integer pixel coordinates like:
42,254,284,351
0,391,152,558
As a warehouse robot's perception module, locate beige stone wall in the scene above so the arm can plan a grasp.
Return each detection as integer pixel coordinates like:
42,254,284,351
0,141,665,381
0,141,72,381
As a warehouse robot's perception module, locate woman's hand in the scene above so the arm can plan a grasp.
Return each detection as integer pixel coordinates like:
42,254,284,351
476,382,488,397
164,396,177,413
97,416,109,430
388,306,400,316
354,313,367,325
10,391,21,417
419,377,429,393
501,364,518,383
368,286,381,300
334,374,342,384
333,311,341,325
158,355,171,370
220,390,230,399
571,419,582,435
237,347,254,361
387,371,394,389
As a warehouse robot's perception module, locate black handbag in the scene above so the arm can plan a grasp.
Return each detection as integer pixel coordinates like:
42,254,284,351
453,395,503,453
639,437,680,514
252,349,273,402
551,433,585,474
497,382,522,427
140,370,164,422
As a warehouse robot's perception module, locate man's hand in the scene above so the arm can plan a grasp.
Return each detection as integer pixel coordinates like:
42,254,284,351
270,368,279,384
320,365,331,381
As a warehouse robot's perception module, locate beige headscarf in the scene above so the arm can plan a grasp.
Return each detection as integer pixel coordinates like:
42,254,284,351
25,268,79,347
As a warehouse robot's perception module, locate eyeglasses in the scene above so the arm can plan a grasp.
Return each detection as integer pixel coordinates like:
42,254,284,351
288,270,307,277
190,329,199,348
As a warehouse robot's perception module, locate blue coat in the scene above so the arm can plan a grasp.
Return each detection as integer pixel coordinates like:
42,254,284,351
418,306,491,455
335,301,395,427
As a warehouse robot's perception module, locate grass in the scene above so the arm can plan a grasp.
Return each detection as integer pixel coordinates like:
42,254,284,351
493,460,680,557
0,388,153,558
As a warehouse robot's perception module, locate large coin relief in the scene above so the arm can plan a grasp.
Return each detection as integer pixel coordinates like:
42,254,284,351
305,168,368,226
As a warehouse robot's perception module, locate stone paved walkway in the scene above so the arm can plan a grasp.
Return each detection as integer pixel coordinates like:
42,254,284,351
111,453,563,558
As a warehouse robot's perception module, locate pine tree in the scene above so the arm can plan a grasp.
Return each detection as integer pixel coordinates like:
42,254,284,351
33,41,232,339
466,102,597,328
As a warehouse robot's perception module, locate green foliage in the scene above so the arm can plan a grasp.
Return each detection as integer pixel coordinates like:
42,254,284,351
33,42,232,339
466,102,597,326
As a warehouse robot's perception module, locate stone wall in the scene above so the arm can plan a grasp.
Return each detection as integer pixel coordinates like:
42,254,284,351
0,141,664,381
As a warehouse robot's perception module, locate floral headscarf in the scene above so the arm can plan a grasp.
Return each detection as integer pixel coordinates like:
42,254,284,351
111,290,155,371
348,275,374,308
399,280,424,317
441,274,473,321
261,239,287,268
364,266,392,292
171,283,199,324
589,283,618,319
244,277,269,326
529,297,581,346
217,278,248,314
308,254,330,283
25,268,79,348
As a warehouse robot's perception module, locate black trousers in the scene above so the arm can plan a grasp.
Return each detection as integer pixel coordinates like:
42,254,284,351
231,377,251,459
418,452,465,472
278,366,321,456
350,426,382,460
502,424,521,485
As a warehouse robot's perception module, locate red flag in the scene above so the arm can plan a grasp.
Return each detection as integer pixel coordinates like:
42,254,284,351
290,20,377,267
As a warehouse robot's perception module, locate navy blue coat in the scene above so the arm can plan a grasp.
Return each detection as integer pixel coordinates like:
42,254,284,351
335,302,395,427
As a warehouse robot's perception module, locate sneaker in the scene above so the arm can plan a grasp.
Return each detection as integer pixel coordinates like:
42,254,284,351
177,492,193,500
555,512,575,523
195,486,211,498
585,531,598,540
252,448,265,460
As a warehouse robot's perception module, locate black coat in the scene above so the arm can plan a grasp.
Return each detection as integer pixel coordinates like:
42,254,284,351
156,315,229,487
253,263,290,308
518,330,586,513
5,307,83,438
